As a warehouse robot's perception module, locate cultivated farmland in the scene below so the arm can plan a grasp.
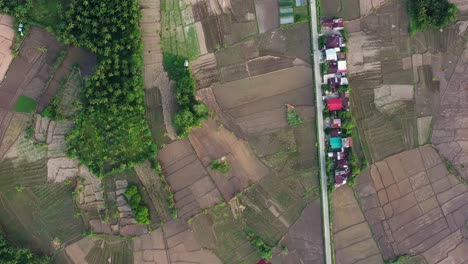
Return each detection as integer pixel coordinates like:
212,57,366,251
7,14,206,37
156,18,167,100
354,146,467,262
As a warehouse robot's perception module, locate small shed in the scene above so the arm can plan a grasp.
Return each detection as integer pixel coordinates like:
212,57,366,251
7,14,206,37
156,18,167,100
330,137,342,149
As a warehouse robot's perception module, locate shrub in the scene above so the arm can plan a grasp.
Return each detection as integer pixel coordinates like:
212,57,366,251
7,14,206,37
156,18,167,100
318,35,327,48
0,232,49,264
124,184,150,224
245,230,274,260
210,158,231,174
321,84,332,92
287,109,303,126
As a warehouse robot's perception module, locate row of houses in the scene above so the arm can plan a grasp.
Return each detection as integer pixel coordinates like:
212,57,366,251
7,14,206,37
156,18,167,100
320,18,353,188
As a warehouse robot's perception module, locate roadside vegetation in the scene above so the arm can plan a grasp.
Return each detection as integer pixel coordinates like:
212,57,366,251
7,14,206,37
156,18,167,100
408,0,458,34
59,0,156,176
163,53,209,137
0,232,49,264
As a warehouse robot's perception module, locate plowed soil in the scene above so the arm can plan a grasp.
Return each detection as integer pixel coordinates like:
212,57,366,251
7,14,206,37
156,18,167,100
354,146,468,262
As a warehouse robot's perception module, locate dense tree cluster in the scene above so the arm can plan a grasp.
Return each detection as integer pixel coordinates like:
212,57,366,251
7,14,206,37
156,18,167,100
408,0,458,34
163,53,208,137
0,0,32,22
0,233,49,264
59,0,156,176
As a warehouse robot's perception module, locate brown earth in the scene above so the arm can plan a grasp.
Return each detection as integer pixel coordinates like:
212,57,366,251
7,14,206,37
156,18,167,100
0,15,14,84
157,138,223,220
37,46,96,112
272,201,325,264
354,146,468,262
254,0,279,33
0,26,65,110
211,66,314,138
332,185,384,264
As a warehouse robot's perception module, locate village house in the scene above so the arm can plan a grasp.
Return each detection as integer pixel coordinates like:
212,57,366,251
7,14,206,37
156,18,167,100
341,137,353,148
325,35,345,49
327,98,343,111
322,18,344,30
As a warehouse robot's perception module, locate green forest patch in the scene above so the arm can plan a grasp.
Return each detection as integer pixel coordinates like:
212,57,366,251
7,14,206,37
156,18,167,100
14,96,37,113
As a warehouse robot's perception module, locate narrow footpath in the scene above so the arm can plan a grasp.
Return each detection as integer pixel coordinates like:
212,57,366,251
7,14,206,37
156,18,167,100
308,1,333,263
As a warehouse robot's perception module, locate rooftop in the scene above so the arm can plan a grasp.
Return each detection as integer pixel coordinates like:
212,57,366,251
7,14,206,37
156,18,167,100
327,98,343,111
330,137,342,149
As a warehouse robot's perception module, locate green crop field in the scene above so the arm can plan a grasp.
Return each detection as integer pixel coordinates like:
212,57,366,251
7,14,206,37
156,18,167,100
161,0,200,59
14,96,37,113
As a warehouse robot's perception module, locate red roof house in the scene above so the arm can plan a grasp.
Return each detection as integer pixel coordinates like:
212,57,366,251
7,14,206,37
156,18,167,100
327,98,343,111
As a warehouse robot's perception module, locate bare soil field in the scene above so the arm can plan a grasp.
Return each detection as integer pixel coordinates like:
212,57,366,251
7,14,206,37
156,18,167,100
65,236,133,264
0,15,14,84
320,0,361,20
346,0,422,162
0,183,84,255
354,146,468,262
271,201,325,264
141,0,174,142
332,185,384,264
158,138,223,220
211,66,314,138
37,46,96,112
0,26,65,110
188,120,270,200
255,0,279,33
0,111,31,159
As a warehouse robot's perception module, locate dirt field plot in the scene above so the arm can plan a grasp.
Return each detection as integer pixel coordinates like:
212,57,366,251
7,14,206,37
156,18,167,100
66,236,133,264
188,120,270,200
320,0,360,20
346,0,423,162
54,68,83,119
0,26,65,111
158,138,223,220
0,15,14,85
255,0,279,33
272,201,324,264
0,111,31,159
429,21,468,181
0,183,84,255
211,66,314,137
38,46,96,112
191,204,261,264
354,146,468,262
332,186,384,264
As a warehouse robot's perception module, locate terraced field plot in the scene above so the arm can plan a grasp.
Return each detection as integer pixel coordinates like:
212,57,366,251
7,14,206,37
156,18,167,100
0,183,84,255
354,146,468,262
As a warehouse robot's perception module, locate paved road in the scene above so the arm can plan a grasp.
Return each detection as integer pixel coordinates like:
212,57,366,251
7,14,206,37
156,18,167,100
308,1,333,264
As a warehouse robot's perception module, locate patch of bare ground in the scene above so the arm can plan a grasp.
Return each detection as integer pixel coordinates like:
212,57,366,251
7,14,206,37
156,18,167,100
0,26,65,110
428,20,468,181
37,47,96,112
332,185,384,264
0,15,14,87
210,66,314,138
254,0,279,33
65,236,133,264
354,146,468,262
140,0,174,143
0,111,31,159
272,201,325,264
345,0,423,162
157,138,223,220
188,120,270,200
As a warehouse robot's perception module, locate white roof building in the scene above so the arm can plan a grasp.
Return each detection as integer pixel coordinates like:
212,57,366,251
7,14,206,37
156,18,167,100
338,60,347,73
323,73,335,84
341,77,348,85
325,49,337,61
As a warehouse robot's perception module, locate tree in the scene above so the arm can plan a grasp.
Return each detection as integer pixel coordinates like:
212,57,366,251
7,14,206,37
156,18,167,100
174,109,195,137
408,0,458,34
0,233,49,264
